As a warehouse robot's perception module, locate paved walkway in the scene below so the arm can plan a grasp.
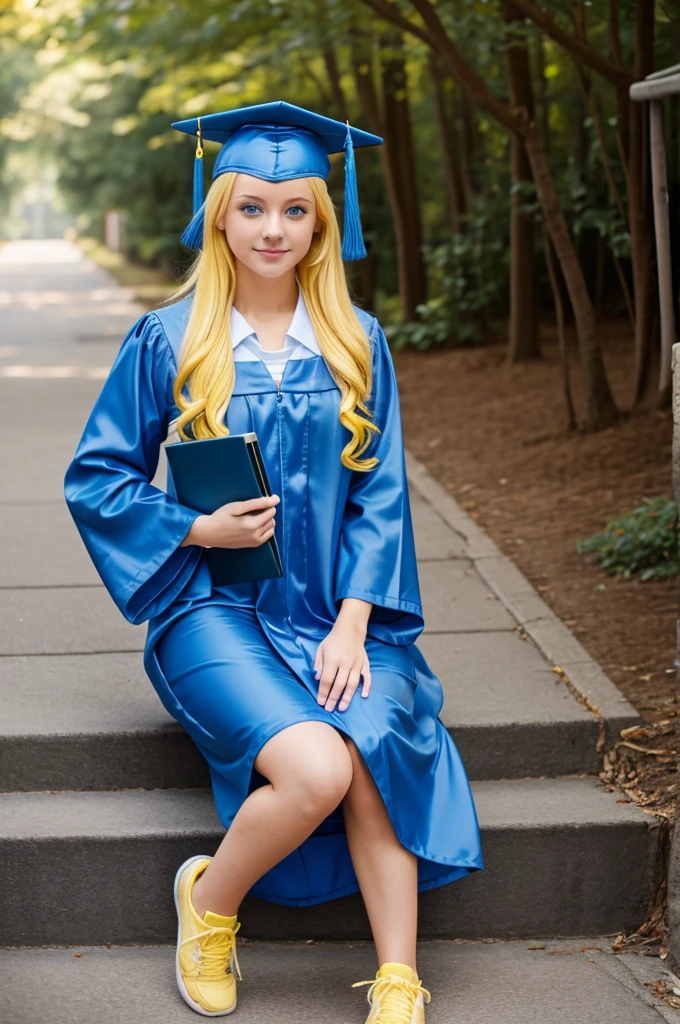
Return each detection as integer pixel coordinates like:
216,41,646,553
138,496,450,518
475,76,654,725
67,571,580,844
0,240,677,1023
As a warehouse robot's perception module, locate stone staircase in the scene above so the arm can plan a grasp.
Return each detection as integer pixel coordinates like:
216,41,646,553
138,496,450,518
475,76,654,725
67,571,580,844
0,241,667,1024
0,462,658,949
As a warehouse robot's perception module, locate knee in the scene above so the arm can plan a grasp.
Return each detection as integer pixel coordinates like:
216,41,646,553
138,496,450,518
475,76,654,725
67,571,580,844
261,724,354,819
294,746,354,820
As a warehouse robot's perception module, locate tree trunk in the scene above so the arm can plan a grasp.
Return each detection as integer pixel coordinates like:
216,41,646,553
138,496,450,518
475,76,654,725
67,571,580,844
459,91,479,207
350,33,382,134
543,222,576,431
380,29,427,319
504,0,540,363
348,33,381,311
354,247,377,313
430,52,466,233
534,33,551,154
322,45,347,118
523,121,619,429
361,0,619,428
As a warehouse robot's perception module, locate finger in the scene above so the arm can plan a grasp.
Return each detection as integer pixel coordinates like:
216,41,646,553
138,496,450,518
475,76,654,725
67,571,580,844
255,521,276,540
337,670,362,712
238,495,280,515
317,663,339,705
249,507,277,527
251,494,280,509
361,662,372,697
324,663,355,712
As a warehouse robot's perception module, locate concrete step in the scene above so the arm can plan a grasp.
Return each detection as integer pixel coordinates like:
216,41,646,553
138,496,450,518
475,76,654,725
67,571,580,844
2,938,677,1024
0,778,659,947
0,633,638,793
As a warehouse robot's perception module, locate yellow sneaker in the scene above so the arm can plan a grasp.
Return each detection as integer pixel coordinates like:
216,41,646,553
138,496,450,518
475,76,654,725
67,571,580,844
173,855,243,1016
352,962,431,1024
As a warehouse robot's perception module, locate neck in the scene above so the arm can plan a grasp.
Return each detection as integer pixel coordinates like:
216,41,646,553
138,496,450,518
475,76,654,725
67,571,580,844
233,262,298,319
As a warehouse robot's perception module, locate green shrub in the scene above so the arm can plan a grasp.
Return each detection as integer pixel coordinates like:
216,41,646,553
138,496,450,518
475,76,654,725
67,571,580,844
576,495,679,580
386,192,510,352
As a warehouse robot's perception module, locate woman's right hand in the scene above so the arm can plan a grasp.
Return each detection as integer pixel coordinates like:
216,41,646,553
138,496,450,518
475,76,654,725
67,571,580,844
181,494,280,549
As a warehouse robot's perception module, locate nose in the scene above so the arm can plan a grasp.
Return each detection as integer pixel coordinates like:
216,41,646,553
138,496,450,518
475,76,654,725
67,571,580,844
262,212,285,242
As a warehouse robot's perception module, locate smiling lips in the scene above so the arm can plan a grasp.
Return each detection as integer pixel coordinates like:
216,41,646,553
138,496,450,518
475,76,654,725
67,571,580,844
256,248,289,255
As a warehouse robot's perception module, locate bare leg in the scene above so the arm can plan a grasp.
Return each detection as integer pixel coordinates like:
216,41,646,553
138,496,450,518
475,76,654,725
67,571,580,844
192,721,353,918
341,737,419,975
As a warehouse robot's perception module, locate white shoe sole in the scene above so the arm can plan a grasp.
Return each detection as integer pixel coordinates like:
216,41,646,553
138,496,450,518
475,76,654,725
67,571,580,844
173,855,238,1017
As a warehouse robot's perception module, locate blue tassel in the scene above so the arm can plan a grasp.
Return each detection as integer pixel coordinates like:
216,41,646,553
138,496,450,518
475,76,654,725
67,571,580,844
192,153,204,214
192,118,204,215
180,117,205,248
180,202,205,250
341,122,367,262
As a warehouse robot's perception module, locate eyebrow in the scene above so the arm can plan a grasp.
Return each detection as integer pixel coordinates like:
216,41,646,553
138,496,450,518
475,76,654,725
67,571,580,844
234,194,313,204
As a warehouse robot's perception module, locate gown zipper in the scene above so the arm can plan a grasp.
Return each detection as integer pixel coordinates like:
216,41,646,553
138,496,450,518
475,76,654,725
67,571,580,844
274,375,285,615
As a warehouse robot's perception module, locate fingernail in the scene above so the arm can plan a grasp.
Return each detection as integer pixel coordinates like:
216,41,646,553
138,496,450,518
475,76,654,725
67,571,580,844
339,703,348,711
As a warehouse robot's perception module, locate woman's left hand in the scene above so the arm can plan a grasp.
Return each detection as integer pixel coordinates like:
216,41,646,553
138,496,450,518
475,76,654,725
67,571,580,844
313,614,372,713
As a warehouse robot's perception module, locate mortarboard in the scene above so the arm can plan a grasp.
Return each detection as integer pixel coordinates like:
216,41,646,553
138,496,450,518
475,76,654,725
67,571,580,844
171,100,383,262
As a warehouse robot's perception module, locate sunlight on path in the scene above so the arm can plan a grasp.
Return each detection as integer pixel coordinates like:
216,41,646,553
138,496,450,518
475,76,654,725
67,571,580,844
0,240,85,264
0,238,142,378
0,365,109,378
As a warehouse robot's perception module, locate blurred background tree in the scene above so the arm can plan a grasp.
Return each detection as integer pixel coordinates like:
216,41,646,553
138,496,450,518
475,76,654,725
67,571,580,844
1,0,679,429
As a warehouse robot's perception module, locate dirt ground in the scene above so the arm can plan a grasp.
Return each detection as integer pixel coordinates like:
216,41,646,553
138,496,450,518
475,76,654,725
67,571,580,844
393,320,679,821
394,320,676,712
394,319,680,958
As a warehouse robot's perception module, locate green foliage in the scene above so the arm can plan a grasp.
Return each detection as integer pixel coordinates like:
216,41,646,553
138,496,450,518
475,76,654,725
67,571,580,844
1,0,678,323
386,192,510,351
559,152,630,260
576,496,679,581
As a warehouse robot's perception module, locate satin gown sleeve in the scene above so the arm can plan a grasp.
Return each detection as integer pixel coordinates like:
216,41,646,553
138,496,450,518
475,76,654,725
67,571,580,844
333,317,424,646
63,312,203,625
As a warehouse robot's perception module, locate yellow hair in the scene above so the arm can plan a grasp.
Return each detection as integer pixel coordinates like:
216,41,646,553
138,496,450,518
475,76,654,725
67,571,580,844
167,171,380,471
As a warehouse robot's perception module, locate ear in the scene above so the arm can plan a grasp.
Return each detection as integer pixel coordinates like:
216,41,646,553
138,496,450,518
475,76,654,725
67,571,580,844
216,215,225,231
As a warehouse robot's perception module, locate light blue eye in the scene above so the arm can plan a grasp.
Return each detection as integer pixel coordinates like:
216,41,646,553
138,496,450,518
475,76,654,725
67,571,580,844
239,203,307,217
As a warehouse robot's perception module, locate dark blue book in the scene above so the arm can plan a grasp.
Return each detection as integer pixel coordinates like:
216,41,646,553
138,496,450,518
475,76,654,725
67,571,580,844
166,431,283,586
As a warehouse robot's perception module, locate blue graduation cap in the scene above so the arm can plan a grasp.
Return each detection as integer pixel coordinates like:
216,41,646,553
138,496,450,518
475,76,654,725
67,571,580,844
171,100,383,261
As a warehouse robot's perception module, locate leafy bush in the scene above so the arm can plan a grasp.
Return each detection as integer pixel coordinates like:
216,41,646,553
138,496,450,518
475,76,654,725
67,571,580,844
386,193,510,351
576,496,679,580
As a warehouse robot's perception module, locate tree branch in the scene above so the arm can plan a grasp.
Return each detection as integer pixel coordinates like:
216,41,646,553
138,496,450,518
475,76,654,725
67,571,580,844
358,0,435,48
608,0,623,69
510,0,633,89
406,0,519,133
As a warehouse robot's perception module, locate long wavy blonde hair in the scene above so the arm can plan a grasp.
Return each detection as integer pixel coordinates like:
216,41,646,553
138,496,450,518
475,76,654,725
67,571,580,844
167,170,380,471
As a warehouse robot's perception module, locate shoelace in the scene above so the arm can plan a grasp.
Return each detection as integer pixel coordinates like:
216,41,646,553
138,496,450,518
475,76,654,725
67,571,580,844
180,922,243,982
352,973,432,1023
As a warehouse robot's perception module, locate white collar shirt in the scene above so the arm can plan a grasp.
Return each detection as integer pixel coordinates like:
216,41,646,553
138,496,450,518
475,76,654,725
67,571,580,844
165,286,319,446
230,287,322,363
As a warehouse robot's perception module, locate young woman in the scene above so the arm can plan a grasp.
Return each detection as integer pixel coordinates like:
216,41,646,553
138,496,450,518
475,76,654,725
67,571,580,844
64,101,483,1023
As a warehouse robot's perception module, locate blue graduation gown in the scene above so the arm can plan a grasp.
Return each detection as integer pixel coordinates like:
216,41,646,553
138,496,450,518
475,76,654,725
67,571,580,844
64,295,484,907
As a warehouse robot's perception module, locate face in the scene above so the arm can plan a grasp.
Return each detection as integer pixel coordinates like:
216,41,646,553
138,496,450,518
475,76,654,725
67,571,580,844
217,173,322,278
